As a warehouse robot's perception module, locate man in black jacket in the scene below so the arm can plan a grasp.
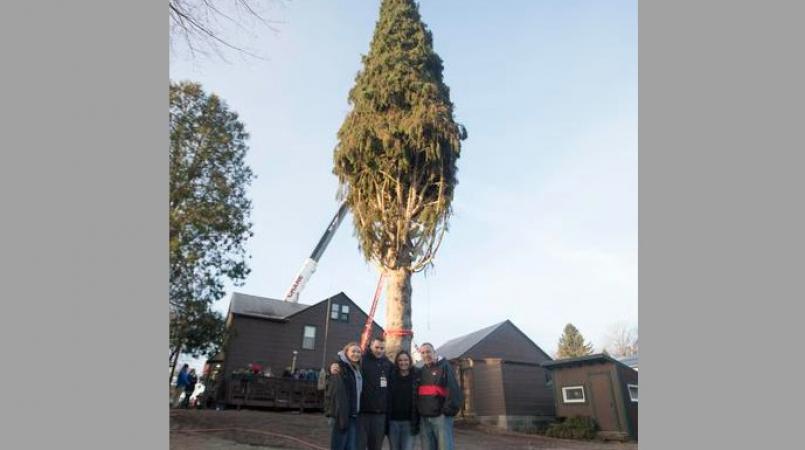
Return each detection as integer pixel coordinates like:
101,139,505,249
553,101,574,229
417,343,462,450
331,337,394,450
358,337,393,450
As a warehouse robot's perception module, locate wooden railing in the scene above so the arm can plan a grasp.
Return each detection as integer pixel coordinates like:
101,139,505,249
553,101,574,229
225,374,324,411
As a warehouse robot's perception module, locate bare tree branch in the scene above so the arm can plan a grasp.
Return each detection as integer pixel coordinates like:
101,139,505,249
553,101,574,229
169,0,285,61
603,322,639,357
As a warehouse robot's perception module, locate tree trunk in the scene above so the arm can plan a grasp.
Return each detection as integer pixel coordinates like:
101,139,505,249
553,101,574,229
384,267,412,359
169,344,182,383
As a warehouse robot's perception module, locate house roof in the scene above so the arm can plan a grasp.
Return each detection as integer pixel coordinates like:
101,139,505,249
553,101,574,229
226,291,384,330
228,292,309,320
436,320,509,360
618,354,639,368
541,353,635,371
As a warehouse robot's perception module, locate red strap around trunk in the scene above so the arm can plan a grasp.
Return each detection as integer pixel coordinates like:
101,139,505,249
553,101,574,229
384,328,414,337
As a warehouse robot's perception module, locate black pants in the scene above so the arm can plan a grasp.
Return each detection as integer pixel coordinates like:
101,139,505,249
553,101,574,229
182,389,194,408
357,412,386,450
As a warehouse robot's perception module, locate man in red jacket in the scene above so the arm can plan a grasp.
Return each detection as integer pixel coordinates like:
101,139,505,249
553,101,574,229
417,343,462,450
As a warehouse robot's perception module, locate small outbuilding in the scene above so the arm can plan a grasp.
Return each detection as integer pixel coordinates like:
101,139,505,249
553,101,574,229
618,353,639,371
437,320,556,432
542,354,638,440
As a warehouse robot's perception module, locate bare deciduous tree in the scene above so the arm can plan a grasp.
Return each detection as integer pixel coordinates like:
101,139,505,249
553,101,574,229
169,0,284,60
603,322,638,357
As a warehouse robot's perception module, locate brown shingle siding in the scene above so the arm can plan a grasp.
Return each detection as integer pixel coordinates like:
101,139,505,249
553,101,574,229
222,292,383,377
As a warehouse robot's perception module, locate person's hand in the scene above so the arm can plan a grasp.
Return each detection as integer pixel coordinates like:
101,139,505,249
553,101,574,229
330,363,341,375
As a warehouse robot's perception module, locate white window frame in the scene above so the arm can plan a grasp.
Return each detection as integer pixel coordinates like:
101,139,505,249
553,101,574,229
561,386,586,403
340,304,350,321
627,384,638,402
330,303,340,320
302,325,317,350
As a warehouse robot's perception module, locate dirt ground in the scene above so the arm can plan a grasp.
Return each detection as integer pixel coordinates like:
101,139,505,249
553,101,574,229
170,409,637,450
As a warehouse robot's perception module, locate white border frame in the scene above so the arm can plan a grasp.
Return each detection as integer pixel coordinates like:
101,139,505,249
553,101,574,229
562,385,586,403
627,383,638,402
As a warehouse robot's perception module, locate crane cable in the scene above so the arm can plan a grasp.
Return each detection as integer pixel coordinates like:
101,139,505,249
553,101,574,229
359,273,386,350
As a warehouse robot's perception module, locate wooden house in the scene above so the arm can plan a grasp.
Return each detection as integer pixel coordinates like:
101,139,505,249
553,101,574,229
216,291,383,403
436,320,556,432
542,354,638,440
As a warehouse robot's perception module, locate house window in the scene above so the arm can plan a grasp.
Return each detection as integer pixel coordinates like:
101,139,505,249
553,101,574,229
561,386,586,403
302,326,317,350
628,384,638,402
330,303,350,322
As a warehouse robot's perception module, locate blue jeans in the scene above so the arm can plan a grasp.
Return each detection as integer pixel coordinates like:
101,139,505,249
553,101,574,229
330,416,358,450
419,415,454,450
388,420,414,450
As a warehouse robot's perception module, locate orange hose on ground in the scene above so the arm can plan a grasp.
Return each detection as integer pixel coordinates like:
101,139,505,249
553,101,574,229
171,427,327,450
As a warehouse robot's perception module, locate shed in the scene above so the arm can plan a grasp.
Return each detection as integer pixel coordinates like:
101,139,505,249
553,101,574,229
618,353,639,371
542,354,638,440
437,320,556,432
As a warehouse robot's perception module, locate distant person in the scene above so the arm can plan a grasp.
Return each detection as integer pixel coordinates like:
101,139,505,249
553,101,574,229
189,379,206,409
183,369,198,408
417,343,462,450
388,350,420,450
325,342,363,450
331,337,393,450
173,364,189,408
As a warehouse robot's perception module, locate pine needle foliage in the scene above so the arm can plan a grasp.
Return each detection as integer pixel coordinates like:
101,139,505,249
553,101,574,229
333,0,466,272
556,323,595,359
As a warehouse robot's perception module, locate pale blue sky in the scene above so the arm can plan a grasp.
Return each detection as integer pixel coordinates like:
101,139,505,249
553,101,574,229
170,0,637,363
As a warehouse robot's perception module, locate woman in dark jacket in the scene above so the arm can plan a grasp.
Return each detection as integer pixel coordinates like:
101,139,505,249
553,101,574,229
387,350,420,450
325,342,363,450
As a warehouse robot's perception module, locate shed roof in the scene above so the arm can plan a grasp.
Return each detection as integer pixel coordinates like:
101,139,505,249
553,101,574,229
436,319,552,362
436,321,507,360
618,353,639,368
541,353,635,371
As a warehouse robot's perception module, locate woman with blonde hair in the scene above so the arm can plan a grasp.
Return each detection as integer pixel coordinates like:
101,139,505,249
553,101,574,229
325,341,363,450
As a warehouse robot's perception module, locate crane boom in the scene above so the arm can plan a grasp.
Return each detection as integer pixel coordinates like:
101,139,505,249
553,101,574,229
283,202,349,303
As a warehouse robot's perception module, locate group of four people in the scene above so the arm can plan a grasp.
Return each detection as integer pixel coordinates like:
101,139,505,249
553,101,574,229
324,337,462,450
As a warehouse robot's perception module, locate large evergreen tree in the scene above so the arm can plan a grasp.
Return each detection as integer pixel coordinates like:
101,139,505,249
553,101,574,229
333,0,466,356
556,323,595,359
169,81,254,377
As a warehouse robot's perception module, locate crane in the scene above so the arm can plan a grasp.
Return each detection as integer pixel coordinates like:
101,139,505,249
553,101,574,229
283,202,349,303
